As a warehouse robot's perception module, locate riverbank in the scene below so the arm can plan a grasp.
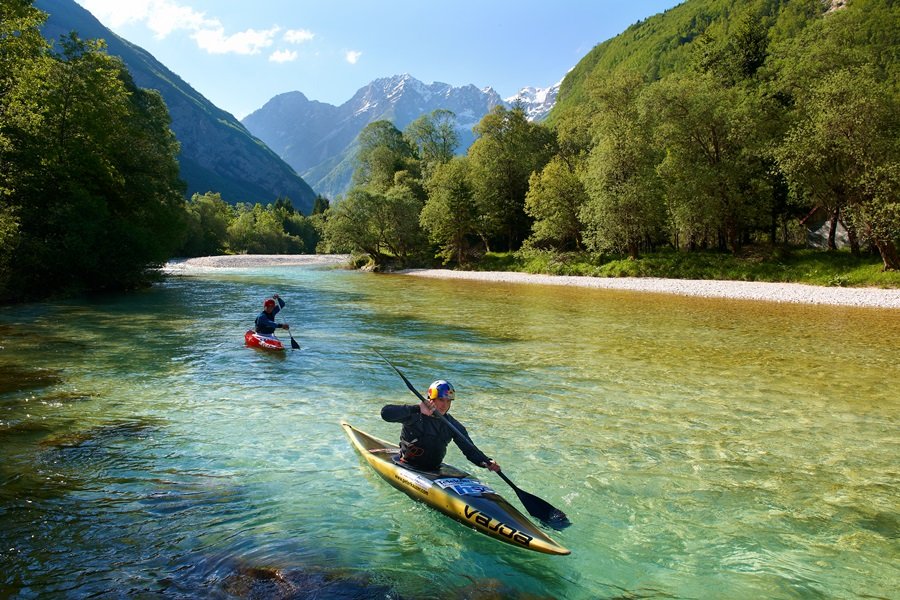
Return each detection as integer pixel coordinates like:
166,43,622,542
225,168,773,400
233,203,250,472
163,255,900,309
163,254,352,271
399,269,900,309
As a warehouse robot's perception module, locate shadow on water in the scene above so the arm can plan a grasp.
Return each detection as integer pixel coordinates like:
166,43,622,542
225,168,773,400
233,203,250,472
354,311,524,347
38,418,166,450
0,363,63,395
211,560,402,599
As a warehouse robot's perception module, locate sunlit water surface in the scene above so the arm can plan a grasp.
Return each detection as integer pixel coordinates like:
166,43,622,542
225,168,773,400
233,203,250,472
1,265,897,599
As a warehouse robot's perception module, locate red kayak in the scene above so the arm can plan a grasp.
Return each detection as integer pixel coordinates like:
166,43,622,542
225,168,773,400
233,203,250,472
244,329,285,351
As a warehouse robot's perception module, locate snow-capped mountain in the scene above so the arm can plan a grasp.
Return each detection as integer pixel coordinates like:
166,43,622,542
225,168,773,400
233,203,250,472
505,79,562,122
242,73,559,200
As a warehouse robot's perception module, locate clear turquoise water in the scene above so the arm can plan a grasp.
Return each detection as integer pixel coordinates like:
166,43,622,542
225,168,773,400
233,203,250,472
1,265,897,599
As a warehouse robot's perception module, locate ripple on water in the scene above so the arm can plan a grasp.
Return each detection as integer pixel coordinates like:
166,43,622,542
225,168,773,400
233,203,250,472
1,268,898,599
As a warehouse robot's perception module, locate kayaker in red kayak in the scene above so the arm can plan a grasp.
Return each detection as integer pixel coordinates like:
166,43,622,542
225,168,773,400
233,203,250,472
381,380,501,473
255,294,290,335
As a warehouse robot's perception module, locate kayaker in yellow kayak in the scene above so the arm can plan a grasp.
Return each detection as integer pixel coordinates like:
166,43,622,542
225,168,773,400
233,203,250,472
381,380,501,473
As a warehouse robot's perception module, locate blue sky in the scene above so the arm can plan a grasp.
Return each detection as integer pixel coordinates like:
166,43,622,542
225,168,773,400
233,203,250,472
72,0,683,119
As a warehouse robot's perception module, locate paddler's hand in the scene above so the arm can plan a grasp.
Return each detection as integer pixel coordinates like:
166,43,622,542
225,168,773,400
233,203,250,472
419,399,436,416
272,293,279,299
483,460,501,472
281,323,290,329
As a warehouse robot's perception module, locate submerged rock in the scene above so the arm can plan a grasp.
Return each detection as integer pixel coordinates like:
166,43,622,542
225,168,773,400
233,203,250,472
220,564,401,599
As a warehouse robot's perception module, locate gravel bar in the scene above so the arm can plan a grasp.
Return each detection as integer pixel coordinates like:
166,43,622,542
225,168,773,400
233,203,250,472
162,256,900,309
398,269,900,309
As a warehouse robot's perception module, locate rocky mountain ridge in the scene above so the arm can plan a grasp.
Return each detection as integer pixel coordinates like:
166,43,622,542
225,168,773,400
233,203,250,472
242,74,560,199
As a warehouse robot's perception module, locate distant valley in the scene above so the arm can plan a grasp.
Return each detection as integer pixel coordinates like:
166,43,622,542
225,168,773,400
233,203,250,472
36,0,562,209
37,0,318,212
242,75,561,200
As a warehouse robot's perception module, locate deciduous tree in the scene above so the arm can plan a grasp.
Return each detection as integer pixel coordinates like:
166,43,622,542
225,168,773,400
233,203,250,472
468,106,556,251
421,157,477,265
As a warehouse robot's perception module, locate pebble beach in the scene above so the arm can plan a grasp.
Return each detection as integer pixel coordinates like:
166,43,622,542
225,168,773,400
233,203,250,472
164,255,900,309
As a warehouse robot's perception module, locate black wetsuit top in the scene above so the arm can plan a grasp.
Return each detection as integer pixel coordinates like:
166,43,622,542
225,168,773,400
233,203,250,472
254,297,285,334
381,404,491,471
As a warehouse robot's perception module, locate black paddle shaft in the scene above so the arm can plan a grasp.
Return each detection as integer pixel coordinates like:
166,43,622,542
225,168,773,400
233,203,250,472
274,294,300,349
374,350,570,529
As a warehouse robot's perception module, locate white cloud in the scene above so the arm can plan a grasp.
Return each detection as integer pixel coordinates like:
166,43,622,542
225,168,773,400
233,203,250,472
192,26,280,55
77,0,215,38
269,49,298,63
146,2,218,38
77,0,311,57
283,29,314,44
345,50,362,65
75,0,153,27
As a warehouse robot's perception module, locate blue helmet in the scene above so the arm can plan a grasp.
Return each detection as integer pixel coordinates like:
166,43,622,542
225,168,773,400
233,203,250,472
427,380,455,401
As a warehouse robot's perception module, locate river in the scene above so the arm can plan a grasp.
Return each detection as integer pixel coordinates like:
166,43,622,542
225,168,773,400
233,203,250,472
1,263,897,599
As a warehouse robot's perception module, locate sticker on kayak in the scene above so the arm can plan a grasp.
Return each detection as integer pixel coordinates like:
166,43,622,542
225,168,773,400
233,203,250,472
394,470,433,494
435,478,495,497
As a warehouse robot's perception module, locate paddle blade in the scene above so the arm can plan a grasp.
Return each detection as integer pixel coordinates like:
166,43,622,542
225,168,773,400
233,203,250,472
289,335,300,350
498,471,571,530
515,488,571,530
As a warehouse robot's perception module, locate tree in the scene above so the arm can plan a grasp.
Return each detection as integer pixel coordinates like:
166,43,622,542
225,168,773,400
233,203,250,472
311,195,330,215
771,0,900,269
179,192,232,257
468,106,556,251
352,120,417,192
421,156,477,265
2,30,186,299
578,72,665,257
322,186,424,265
404,109,459,173
644,72,770,252
777,67,900,269
226,203,301,254
696,11,770,86
525,157,587,251
283,211,320,253
0,0,51,294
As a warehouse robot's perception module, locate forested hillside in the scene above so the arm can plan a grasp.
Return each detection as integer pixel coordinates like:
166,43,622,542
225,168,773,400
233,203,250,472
1,1,330,302
35,0,317,213
322,0,899,272
0,2,187,301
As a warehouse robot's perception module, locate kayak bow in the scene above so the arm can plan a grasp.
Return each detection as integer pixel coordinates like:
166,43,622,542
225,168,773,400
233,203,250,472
341,422,570,556
244,329,285,351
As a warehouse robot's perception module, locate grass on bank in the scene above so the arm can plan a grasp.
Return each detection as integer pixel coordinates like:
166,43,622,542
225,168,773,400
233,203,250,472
471,247,900,288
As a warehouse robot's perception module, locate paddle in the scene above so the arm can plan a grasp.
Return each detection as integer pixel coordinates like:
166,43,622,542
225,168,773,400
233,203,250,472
374,350,570,529
274,294,300,350
287,329,300,350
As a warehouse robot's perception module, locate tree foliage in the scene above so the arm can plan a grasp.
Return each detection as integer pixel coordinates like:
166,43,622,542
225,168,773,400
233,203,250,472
404,109,459,173
577,72,666,258
468,106,557,251
313,0,900,272
1,12,187,300
322,185,424,264
421,157,477,265
352,120,418,193
177,192,323,257
525,157,587,251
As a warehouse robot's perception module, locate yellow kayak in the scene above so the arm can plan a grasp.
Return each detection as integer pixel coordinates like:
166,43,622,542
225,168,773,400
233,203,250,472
341,422,570,556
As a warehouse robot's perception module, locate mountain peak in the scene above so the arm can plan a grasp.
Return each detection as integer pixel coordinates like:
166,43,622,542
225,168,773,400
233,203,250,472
243,74,558,199
505,78,563,122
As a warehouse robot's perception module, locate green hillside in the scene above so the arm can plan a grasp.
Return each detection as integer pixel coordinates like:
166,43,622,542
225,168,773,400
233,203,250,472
550,0,823,126
35,0,317,212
